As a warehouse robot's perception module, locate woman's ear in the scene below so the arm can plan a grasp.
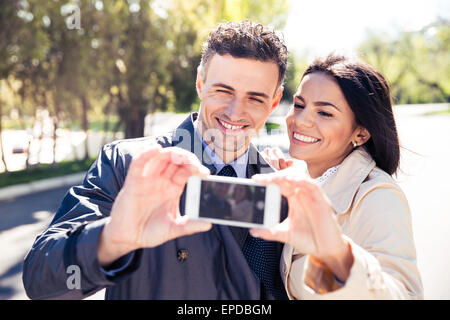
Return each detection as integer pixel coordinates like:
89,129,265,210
354,126,371,146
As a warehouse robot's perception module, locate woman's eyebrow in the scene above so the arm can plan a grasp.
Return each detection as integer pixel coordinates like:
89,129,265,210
313,101,340,111
294,95,340,111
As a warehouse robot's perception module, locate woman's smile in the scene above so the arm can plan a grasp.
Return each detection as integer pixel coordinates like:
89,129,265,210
291,131,321,144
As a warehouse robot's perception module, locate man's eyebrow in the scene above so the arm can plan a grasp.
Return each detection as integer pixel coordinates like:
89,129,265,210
247,91,270,100
294,95,340,111
212,83,235,91
212,83,270,99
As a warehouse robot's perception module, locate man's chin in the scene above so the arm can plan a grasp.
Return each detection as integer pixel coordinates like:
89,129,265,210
211,140,249,157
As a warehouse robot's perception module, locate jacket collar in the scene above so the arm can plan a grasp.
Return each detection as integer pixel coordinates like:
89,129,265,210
321,147,376,214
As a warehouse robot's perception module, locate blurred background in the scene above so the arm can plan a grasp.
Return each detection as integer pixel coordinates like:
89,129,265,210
0,0,449,300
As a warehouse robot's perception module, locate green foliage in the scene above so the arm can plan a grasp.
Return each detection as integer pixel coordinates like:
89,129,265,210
358,19,450,104
1,0,291,140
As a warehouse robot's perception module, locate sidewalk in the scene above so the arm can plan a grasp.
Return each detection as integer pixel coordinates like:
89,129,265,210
0,172,86,201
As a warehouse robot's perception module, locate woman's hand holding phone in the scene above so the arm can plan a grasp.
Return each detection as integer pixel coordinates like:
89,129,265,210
250,170,354,282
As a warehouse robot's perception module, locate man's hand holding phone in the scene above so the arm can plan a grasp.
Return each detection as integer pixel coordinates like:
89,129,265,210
98,145,212,267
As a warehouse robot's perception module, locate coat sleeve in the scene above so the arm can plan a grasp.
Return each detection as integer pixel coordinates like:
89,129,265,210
287,186,424,300
22,142,142,300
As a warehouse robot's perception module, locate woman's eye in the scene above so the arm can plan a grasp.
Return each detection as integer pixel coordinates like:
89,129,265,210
294,104,305,109
318,111,333,117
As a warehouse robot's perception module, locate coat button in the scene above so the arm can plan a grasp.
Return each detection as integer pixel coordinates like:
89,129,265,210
177,249,189,262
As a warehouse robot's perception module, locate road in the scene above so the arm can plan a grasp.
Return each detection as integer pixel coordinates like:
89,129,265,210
0,104,449,299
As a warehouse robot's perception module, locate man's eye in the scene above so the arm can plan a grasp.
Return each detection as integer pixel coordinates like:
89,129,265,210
217,90,231,94
250,97,263,103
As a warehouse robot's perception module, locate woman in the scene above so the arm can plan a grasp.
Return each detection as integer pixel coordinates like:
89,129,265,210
254,55,423,299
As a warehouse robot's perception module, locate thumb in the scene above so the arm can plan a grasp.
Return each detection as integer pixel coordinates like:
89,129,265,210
170,215,212,239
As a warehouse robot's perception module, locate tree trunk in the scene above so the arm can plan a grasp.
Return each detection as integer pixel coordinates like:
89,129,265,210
0,100,8,173
81,96,90,160
101,94,114,147
52,98,61,165
18,90,31,169
124,107,146,139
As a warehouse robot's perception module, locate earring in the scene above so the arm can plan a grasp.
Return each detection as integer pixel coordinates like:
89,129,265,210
353,141,358,148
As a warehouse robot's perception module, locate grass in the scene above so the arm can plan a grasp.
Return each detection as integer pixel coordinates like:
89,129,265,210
0,157,96,189
423,108,450,116
2,117,124,133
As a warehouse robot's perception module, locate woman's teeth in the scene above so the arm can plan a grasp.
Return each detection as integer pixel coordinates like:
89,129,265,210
293,132,319,143
219,119,245,130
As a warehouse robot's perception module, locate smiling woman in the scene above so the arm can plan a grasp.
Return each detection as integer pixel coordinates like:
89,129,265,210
293,55,399,177
253,54,422,299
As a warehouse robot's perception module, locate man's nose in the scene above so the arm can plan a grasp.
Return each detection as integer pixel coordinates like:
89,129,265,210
224,98,245,121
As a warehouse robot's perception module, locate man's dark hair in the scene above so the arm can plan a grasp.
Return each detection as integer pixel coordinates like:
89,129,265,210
199,20,288,88
303,54,400,175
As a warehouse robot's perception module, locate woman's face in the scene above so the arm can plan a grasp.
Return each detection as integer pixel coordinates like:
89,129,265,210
286,72,366,177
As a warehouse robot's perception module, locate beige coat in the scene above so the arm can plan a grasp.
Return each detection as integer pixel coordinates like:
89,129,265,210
280,148,423,299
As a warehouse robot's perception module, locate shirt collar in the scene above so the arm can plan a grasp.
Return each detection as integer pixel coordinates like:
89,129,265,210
193,120,249,178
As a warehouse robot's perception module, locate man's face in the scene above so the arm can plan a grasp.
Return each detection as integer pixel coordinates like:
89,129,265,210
196,54,282,161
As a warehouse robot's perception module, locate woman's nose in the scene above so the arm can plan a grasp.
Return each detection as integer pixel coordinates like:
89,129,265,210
293,107,314,129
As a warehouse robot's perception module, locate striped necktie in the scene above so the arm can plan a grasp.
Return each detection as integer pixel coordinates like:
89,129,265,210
217,165,287,299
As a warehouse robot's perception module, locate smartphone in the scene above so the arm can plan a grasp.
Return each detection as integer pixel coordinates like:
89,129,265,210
185,175,281,229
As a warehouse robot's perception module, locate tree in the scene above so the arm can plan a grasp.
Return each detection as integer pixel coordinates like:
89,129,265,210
358,19,450,104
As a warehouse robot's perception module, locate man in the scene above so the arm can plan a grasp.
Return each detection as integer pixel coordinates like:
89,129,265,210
23,20,288,299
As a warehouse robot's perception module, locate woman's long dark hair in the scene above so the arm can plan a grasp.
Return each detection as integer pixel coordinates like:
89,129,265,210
302,55,400,175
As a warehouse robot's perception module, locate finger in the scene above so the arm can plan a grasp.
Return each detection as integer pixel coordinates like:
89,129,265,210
171,166,199,188
285,159,294,168
142,150,176,178
170,215,212,239
249,220,290,243
142,148,207,179
272,147,285,160
127,145,162,179
261,149,271,165
279,158,287,170
162,147,210,176
252,173,298,198
267,147,280,168
161,163,179,180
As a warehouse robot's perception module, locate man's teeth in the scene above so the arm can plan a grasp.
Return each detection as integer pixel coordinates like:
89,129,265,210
293,133,319,143
219,119,244,130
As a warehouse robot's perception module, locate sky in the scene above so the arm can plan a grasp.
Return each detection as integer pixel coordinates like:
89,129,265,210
283,0,450,59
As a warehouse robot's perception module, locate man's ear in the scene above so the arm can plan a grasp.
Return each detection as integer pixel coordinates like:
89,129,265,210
271,85,284,110
196,66,203,99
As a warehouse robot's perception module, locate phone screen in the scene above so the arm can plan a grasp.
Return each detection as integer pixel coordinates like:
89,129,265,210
199,180,266,224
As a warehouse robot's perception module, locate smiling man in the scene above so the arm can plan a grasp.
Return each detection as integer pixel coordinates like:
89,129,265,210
196,53,283,164
23,20,289,300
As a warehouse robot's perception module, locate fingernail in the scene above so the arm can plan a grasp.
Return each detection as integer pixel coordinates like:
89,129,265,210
249,229,259,237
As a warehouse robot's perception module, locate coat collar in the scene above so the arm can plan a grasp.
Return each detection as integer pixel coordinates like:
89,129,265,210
321,147,376,214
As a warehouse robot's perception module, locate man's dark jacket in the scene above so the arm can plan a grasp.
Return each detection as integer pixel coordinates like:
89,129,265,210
22,113,287,299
